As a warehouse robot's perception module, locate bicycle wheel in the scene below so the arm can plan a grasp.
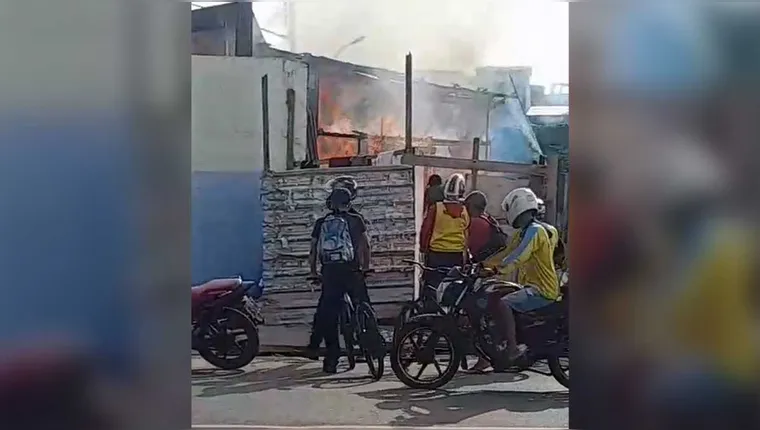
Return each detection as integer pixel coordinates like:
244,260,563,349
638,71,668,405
356,302,385,381
339,306,356,370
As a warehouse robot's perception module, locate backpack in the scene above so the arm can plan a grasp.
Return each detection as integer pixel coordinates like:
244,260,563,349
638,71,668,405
318,214,356,265
471,214,509,263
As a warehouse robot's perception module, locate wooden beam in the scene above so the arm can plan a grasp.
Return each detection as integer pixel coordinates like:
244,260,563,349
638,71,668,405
404,53,413,153
285,88,295,170
546,154,559,224
261,74,271,172
470,137,481,190
400,153,545,176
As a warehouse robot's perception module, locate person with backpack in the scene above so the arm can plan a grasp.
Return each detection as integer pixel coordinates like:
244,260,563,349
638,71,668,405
418,173,470,292
307,187,371,374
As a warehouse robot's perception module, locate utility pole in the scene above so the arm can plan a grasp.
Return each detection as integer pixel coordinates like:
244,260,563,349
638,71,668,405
286,0,297,52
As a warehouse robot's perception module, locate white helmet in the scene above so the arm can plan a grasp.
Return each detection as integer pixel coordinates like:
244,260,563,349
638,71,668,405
443,173,466,202
501,188,539,227
536,198,546,218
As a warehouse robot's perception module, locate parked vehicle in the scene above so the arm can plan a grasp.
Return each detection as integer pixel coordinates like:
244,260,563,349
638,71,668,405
390,262,569,390
393,261,471,370
191,277,264,370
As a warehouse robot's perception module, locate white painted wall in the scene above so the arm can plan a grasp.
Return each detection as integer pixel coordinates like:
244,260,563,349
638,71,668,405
192,55,308,172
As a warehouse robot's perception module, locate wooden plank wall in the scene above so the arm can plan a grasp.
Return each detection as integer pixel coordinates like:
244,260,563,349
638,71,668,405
260,165,416,347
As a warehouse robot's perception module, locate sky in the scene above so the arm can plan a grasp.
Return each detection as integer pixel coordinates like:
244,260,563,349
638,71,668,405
192,1,568,87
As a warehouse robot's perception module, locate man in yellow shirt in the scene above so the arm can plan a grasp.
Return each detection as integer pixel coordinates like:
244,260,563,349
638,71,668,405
481,187,560,367
418,173,470,291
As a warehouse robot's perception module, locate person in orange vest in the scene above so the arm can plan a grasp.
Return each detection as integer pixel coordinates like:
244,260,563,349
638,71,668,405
419,173,470,292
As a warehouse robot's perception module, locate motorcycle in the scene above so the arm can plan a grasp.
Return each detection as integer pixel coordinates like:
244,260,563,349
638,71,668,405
390,262,569,390
191,277,265,370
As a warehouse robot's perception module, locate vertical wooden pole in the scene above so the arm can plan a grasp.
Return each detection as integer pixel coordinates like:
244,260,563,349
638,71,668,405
470,137,481,190
261,75,271,172
546,154,559,224
285,88,295,170
404,52,413,153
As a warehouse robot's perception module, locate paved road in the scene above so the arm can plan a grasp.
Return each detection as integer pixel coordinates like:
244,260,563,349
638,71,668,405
192,355,568,428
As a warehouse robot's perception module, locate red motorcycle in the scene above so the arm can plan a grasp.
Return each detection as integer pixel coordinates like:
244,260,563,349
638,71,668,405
191,277,264,370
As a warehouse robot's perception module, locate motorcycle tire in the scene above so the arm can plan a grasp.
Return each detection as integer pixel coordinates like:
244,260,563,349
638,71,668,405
547,355,569,389
390,319,462,390
199,307,260,370
392,301,420,346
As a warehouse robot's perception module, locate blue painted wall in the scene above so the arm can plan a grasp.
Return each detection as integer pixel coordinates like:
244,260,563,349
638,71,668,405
192,171,263,284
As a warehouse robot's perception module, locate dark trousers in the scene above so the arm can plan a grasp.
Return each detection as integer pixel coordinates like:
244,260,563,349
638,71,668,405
423,251,465,290
308,268,368,364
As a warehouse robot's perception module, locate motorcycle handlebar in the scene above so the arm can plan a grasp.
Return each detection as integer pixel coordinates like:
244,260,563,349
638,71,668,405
401,259,450,274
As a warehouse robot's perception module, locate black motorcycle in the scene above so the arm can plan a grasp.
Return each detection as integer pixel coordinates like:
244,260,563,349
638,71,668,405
390,262,569,390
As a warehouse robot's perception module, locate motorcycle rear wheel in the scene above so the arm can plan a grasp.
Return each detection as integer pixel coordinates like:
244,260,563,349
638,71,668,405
198,308,260,370
547,355,569,389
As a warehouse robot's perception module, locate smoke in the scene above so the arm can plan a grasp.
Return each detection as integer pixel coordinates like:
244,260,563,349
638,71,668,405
291,0,510,73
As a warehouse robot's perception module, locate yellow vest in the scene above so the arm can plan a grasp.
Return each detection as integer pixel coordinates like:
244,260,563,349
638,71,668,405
429,202,469,253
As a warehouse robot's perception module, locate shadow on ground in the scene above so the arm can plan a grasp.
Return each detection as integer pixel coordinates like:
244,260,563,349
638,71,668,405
357,384,568,427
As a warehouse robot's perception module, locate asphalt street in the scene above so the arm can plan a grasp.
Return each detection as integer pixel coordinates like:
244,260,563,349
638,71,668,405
192,354,569,429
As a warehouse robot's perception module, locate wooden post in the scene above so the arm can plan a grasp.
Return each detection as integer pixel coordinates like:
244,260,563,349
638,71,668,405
285,88,295,170
546,154,559,224
470,137,481,190
261,75,271,171
404,52,413,153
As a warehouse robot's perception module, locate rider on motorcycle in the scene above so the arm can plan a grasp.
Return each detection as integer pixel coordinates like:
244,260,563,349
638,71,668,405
470,187,561,372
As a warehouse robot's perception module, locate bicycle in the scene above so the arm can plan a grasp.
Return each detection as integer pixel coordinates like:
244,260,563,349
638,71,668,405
307,269,386,380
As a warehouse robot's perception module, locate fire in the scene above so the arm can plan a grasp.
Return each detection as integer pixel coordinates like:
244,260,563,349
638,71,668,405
317,76,406,159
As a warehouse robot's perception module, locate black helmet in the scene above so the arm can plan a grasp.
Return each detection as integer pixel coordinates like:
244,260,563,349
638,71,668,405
464,190,488,214
327,187,352,212
326,176,358,200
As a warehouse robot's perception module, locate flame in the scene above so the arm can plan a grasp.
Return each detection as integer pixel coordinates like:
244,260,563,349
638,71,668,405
317,76,409,159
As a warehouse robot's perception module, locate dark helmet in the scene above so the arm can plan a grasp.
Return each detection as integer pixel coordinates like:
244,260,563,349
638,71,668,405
464,190,488,214
325,176,358,210
328,187,352,212
326,176,358,200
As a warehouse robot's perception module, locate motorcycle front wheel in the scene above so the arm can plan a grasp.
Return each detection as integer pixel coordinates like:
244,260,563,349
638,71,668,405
390,319,462,390
198,307,260,370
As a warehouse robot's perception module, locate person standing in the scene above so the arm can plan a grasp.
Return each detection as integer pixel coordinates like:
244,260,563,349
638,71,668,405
419,173,470,291
307,188,371,374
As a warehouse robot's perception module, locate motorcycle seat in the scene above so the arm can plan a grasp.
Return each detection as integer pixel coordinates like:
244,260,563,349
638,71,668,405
191,278,242,297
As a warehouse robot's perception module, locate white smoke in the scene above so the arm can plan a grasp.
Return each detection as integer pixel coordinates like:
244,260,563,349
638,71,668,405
291,0,522,73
